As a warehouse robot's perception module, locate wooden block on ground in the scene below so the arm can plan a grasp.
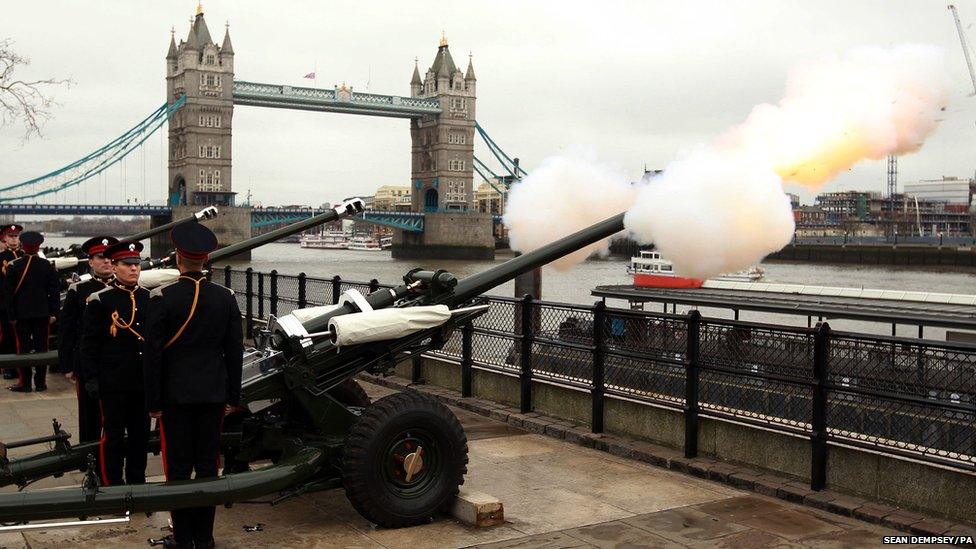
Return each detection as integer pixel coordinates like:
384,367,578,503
450,489,504,527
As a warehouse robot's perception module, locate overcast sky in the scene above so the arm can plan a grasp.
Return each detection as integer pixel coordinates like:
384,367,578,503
3,0,976,208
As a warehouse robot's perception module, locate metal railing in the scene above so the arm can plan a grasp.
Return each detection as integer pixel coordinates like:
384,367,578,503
222,267,976,489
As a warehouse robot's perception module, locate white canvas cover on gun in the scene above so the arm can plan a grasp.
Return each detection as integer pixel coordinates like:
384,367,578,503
329,305,452,347
139,268,180,289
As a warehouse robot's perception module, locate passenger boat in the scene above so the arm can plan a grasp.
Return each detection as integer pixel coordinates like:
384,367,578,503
712,266,764,282
627,251,704,288
348,235,392,251
627,251,764,288
300,231,348,249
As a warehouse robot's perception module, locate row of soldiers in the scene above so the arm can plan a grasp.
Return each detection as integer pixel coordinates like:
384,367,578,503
1,223,243,549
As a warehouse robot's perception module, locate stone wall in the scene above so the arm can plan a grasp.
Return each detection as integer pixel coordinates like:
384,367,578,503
401,355,976,524
392,212,494,260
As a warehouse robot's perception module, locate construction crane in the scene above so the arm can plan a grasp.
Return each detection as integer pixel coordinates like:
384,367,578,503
949,4,976,95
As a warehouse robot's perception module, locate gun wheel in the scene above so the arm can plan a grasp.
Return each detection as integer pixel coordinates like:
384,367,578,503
329,378,371,407
342,391,468,528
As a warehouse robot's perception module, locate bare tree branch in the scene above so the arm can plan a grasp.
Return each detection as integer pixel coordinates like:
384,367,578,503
0,38,72,140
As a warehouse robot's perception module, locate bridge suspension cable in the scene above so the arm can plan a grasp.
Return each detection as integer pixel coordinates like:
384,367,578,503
474,122,529,178
471,156,507,195
0,96,186,203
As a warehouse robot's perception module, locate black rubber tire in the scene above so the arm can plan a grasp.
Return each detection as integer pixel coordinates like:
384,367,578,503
342,391,468,528
329,378,371,407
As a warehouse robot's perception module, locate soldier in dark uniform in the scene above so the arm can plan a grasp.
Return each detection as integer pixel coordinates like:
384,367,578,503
3,231,59,392
79,241,150,486
60,236,119,443
0,224,24,380
145,223,243,549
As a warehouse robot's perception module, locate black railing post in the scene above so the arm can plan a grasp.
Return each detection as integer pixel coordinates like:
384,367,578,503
591,301,607,434
369,278,379,294
269,270,279,317
223,265,231,288
297,272,307,309
257,271,265,319
684,310,701,458
811,322,831,491
332,275,342,304
411,353,423,383
461,322,474,398
519,294,534,414
244,267,254,340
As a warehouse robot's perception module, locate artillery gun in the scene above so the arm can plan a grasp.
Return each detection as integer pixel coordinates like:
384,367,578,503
44,206,220,272
0,212,626,528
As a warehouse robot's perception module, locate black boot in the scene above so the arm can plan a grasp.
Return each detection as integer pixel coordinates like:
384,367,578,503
33,367,46,391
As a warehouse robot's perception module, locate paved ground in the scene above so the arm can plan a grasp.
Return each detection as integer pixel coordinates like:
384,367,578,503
0,374,914,548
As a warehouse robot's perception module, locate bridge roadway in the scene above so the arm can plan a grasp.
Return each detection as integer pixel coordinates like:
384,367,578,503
0,378,909,548
232,80,442,119
0,204,502,233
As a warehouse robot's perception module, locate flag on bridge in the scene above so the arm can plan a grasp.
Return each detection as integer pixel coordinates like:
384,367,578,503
303,72,316,79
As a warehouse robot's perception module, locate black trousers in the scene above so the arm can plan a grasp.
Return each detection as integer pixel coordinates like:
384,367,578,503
0,321,16,377
76,376,102,443
161,403,224,544
14,318,49,389
99,391,150,486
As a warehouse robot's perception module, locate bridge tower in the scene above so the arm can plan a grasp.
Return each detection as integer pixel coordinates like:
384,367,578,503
395,34,494,259
159,4,251,255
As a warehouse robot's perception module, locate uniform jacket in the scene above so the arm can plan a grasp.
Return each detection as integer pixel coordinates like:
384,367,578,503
144,272,244,411
0,248,19,321
2,253,59,320
59,276,114,375
79,282,149,394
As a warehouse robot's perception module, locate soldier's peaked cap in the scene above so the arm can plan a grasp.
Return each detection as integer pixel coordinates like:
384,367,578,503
81,236,120,257
19,231,43,248
105,241,143,264
1,224,23,236
171,222,218,260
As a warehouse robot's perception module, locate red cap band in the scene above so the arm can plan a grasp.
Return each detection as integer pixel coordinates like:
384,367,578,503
176,248,210,261
88,244,109,256
109,250,141,261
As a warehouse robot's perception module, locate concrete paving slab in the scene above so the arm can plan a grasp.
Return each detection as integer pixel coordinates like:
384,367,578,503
469,531,594,549
622,507,749,543
467,433,557,463
695,495,789,521
734,508,843,541
0,379,916,548
561,520,676,548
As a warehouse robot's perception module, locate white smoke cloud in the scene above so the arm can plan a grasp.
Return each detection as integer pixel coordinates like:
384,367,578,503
725,44,949,187
624,148,795,279
504,44,949,279
502,148,639,270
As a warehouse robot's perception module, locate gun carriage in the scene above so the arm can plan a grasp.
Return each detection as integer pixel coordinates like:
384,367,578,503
0,211,625,528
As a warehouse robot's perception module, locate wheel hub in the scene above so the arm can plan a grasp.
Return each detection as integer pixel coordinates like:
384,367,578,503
403,446,424,483
384,431,439,497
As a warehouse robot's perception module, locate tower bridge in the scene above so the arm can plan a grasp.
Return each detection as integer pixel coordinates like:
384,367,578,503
3,5,519,260
159,7,495,258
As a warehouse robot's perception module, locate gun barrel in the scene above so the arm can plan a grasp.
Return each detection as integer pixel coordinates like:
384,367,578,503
451,213,625,304
124,206,219,243
44,207,219,260
296,212,626,335
208,199,365,264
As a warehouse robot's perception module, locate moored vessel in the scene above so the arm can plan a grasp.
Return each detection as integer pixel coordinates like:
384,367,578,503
300,230,349,249
627,251,764,288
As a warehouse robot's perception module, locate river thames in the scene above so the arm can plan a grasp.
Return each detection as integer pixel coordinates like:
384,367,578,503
217,242,976,338
42,236,976,337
